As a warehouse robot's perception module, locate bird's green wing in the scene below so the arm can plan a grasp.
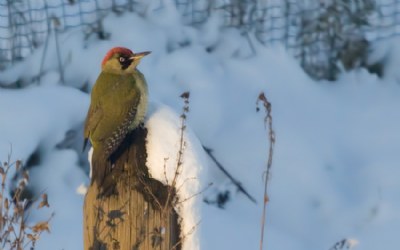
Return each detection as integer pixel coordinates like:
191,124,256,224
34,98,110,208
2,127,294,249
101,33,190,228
83,102,103,151
102,87,141,157
83,72,144,158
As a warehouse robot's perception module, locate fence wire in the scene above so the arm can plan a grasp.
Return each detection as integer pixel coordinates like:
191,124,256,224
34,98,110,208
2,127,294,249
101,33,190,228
0,0,399,79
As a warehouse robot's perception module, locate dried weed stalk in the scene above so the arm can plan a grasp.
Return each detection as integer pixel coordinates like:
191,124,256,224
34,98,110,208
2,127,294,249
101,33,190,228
0,155,53,250
164,91,191,209
256,92,276,250
160,91,211,210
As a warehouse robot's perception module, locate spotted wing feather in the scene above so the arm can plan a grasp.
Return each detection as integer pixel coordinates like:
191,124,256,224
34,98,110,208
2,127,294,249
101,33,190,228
104,96,141,158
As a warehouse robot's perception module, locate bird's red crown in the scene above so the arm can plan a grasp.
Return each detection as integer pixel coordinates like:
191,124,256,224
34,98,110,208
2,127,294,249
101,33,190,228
101,47,133,66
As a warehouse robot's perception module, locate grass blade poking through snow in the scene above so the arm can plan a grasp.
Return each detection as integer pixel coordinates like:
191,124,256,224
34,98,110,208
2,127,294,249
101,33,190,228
256,92,276,250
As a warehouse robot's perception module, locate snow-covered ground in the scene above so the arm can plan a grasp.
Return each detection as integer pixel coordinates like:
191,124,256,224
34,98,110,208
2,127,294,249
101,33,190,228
1,2,400,250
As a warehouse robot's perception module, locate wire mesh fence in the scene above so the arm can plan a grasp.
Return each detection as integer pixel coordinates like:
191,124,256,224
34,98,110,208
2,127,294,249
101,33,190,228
0,0,399,79
0,0,131,65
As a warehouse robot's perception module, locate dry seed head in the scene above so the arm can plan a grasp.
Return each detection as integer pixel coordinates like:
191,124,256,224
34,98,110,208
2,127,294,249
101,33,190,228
32,221,50,233
15,160,21,170
258,92,267,102
22,170,29,182
180,91,190,99
38,194,50,209
27,234,40,241
18,179,26,189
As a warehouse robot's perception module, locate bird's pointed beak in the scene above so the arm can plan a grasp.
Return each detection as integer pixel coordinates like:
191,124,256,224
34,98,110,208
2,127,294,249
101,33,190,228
130,51,151,60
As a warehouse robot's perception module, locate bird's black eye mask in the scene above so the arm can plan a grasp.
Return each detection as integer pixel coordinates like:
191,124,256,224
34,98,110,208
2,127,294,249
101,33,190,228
119,56,133,70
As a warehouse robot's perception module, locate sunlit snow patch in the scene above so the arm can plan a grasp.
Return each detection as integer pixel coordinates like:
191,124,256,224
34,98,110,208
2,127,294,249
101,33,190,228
145,102,207,250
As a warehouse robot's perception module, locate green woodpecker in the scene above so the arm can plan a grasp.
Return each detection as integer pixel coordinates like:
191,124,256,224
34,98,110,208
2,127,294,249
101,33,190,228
83,47,151,187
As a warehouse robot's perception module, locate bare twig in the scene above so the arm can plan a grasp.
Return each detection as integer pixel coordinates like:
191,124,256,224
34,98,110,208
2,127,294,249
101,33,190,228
202,146,257,204
257,92,275,250
175,177,197,195
176,182,212,205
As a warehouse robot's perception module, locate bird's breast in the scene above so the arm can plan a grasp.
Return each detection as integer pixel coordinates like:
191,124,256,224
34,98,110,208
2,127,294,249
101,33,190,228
129,71,148,129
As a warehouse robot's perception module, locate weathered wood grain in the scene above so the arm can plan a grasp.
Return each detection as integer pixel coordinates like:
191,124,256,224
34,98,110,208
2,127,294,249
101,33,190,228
83,128,181,250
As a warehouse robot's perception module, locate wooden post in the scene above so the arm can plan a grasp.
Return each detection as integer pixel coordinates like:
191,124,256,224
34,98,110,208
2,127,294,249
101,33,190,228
83,128,181,250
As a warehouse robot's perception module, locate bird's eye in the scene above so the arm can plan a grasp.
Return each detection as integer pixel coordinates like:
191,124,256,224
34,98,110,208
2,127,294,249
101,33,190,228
119,57,125,63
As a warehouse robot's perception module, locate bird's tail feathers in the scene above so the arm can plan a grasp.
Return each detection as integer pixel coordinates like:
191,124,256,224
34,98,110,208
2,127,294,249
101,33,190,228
91,148,117,197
